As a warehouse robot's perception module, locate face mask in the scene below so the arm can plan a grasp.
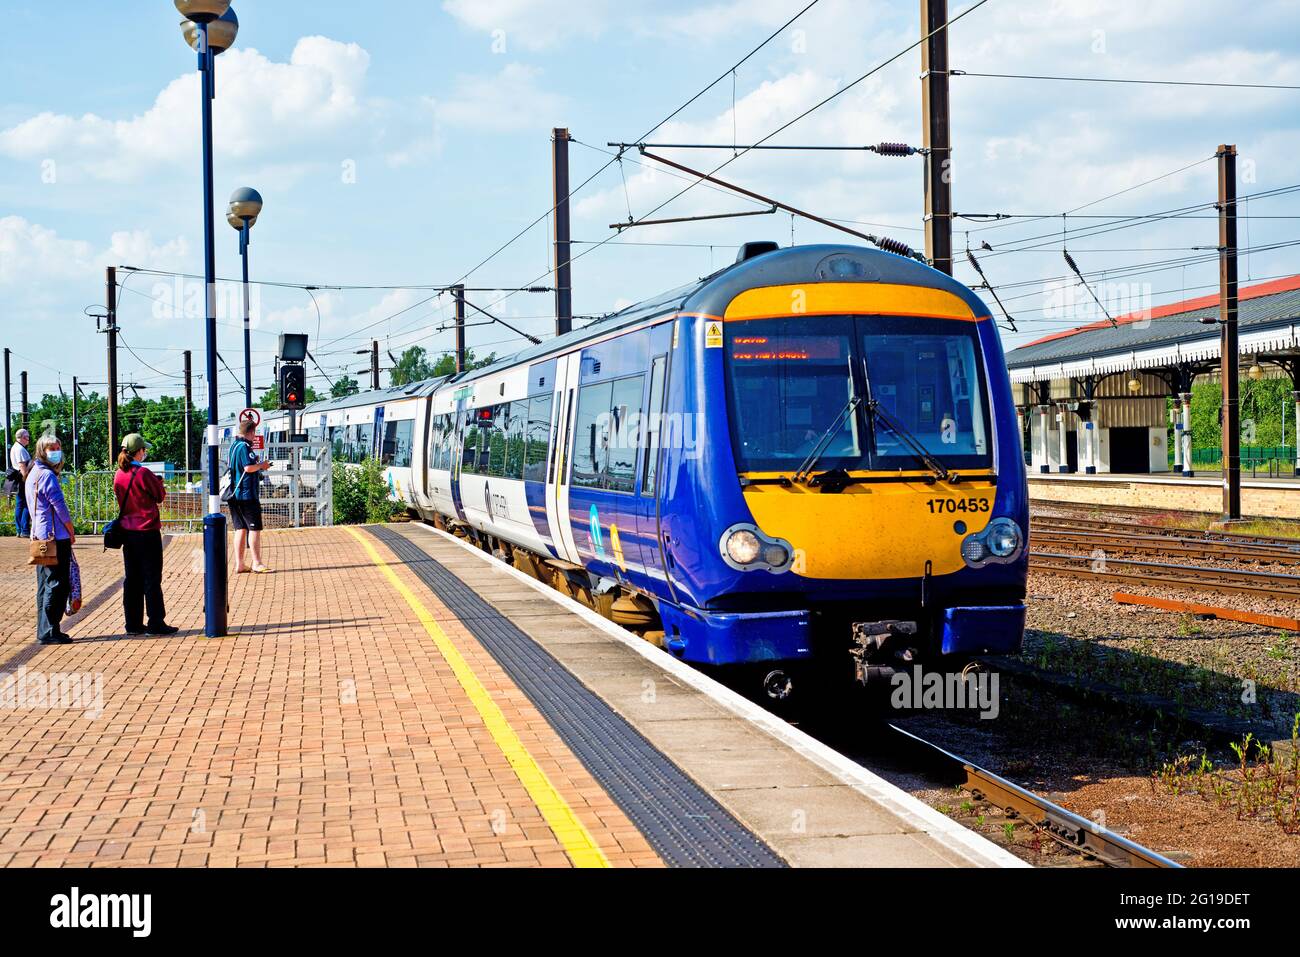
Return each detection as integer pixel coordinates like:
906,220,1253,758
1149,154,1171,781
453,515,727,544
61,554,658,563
47,451,63,465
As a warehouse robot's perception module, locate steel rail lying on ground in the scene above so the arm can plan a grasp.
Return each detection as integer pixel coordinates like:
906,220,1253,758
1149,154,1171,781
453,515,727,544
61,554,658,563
886,724,1181,868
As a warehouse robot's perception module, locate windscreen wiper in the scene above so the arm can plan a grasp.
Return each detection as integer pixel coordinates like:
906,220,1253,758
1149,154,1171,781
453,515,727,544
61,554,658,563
794,395,861,484
866,399,950,482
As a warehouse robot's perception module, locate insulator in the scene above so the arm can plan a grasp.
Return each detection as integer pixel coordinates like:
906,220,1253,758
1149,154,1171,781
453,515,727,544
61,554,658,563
874,141,916,157
965,250,986,276
1063,250,1081,275
874,235,917,259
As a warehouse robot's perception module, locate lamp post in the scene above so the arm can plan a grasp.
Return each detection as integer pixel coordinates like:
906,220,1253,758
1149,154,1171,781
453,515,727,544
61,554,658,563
177,0,239,638
228,187,263,410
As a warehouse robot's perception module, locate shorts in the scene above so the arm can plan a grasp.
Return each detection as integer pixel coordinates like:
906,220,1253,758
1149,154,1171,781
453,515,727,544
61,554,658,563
228,498,263,532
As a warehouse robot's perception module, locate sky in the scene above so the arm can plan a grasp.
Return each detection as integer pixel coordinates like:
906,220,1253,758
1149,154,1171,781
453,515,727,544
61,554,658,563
1,0,1299,410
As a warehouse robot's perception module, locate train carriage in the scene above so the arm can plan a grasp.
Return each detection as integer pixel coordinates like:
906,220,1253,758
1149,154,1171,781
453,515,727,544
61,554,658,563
243,242,1028,698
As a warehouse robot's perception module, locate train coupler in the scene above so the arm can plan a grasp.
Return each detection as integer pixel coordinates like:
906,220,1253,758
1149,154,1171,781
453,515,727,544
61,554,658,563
850,619,919,685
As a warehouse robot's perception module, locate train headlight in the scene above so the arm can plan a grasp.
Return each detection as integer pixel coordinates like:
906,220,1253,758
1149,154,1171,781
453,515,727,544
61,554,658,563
719,524,795,573
986,518,1023,558
961,518,1024,567
725,529,763,565
960,536,988,565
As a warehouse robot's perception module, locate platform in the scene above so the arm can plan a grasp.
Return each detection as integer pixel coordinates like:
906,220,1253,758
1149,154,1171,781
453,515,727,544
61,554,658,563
0,524,1019,869
1029,471,1300,517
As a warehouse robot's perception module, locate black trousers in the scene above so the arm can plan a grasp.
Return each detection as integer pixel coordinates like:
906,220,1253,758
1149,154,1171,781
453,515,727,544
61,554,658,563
122,529,166,632
36,537,71,642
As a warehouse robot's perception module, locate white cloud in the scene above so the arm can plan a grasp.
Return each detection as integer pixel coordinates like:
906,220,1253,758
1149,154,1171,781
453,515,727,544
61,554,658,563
0,216,188,285
0,37,371,182
442,0,614,51
435,63,567,133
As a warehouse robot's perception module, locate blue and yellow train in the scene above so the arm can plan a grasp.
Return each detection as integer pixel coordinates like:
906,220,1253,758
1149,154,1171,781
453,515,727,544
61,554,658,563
252,242,1028,697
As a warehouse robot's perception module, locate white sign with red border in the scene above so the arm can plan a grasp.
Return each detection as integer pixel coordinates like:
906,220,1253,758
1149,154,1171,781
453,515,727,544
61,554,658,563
239,408,265,450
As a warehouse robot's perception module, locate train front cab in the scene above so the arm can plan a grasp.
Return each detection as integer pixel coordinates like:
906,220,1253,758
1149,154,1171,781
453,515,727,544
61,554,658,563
657,255,1028,686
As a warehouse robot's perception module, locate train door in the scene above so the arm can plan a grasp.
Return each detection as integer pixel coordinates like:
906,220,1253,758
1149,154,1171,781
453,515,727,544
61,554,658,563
635,324,672,584
564,332,649,577
548,353,582,564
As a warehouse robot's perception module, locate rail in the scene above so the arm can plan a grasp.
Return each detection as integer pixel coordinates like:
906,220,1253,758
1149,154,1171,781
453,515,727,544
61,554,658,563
886,723,1181,868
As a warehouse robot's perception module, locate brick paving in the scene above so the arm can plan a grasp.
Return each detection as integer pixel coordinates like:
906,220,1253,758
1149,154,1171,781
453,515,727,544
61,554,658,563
0,528,663,867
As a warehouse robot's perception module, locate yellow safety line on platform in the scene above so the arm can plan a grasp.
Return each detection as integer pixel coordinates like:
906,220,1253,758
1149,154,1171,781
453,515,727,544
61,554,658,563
346,527,611,868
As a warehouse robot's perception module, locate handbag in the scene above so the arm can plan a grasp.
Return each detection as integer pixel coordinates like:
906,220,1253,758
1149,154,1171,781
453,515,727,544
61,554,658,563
28,535,58,567
102,466,142,551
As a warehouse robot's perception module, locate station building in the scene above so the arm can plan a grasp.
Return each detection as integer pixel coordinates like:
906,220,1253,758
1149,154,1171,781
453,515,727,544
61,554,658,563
1004,275,1300,476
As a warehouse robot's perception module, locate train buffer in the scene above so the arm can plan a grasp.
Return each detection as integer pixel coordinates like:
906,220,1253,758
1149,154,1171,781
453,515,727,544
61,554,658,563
0,524,1023,869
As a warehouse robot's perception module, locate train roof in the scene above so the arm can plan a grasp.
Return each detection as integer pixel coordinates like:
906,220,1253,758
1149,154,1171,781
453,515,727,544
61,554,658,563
300,378,445,416
446,242,988,385
240,243,989,424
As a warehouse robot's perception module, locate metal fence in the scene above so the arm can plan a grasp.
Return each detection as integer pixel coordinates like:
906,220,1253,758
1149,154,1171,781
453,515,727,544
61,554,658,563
29,440,335,534
73,469,208,532
208,438,333,529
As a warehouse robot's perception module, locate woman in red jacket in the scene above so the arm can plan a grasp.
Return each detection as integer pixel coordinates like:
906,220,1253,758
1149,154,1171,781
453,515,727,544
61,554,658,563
114,434,178,636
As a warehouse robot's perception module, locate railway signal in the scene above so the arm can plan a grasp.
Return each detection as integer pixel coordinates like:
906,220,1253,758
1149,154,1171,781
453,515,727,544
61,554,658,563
279,363,306,411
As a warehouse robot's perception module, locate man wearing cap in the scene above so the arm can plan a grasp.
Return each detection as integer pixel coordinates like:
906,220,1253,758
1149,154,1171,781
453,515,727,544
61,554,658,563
7,428,32,537
114,433,177,636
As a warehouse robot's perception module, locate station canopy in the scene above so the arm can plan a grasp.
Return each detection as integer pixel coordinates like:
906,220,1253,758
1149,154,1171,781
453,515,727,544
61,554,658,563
1004,275,1300,384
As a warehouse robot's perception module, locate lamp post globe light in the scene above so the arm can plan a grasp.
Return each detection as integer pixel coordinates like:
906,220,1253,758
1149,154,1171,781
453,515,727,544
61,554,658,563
228,187,263,410
176,0,239,638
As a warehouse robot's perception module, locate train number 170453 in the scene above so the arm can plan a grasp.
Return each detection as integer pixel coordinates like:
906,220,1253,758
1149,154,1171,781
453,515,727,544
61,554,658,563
926,497,991,514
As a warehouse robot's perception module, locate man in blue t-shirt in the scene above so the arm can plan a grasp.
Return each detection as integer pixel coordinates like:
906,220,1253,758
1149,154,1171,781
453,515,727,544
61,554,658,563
229,418,273,573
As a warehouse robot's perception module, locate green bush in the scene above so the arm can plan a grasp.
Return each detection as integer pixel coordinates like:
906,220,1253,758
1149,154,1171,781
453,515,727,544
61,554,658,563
332,459,402,525
332,462,365,525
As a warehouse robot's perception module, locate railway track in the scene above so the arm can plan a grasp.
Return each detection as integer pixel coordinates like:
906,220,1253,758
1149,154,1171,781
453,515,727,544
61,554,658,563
884,724,1180,868
1029,551,1300,598
1034,514,1300,552
1031,527,1300,565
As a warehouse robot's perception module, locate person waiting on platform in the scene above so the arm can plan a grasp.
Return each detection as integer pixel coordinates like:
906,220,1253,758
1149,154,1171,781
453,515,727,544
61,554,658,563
7,427,32,538
26,433,74,644
229,418,273,573
114,433,177,636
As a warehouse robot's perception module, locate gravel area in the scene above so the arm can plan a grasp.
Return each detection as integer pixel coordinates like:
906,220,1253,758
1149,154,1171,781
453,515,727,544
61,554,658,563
1025,503,1300,736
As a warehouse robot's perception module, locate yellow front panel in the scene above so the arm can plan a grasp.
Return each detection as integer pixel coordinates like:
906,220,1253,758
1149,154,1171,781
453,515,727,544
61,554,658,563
723,283,986,323
742,475,997,580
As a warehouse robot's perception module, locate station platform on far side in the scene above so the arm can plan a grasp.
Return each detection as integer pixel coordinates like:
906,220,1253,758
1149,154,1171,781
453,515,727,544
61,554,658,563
0,523,1021,869
1030,470,1300,518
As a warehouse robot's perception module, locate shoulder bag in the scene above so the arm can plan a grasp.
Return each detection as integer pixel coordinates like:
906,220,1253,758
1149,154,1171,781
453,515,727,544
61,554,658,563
102,466,142,551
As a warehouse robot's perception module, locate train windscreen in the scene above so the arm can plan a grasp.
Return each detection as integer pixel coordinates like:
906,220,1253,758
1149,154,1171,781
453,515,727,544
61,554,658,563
724,314,992,474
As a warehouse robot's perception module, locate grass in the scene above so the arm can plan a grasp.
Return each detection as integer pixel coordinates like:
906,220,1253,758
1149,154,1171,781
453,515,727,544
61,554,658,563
1155,716,1300,833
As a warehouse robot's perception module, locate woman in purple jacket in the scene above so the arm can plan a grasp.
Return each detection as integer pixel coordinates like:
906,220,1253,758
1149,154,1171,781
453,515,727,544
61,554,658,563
26,434,76,645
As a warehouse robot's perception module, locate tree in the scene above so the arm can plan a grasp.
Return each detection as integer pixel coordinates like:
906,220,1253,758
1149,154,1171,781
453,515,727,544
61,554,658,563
331,375,360,398
18,389,202,471
389,346,435,387
430,348,498,378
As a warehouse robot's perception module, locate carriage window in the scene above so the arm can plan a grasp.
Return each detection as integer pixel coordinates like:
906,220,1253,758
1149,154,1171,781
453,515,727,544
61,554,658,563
486,405,509,477
386,420,414,468
428,415,444,471
505,400,528,479
642,356,666,497
525,394,553,483
356,423,374,462
606,375,644,493
462,422,480,472
571,382,613,489
571,376,643,493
